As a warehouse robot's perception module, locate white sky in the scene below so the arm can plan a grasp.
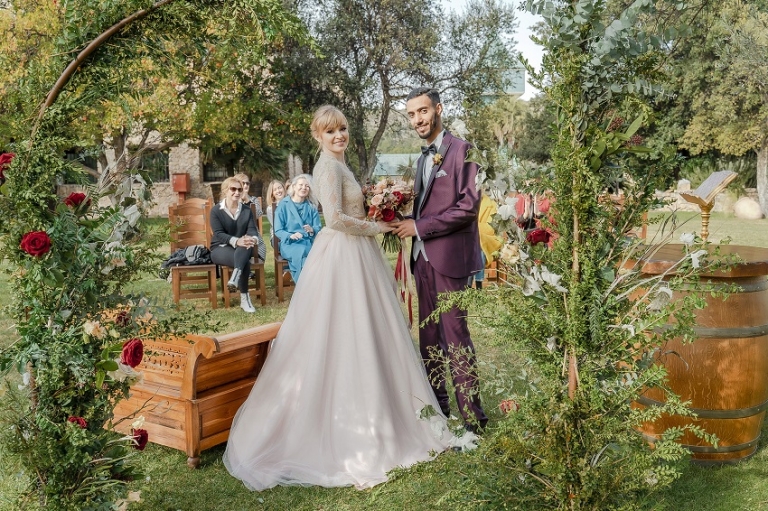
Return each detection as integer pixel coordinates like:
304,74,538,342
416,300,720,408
438,0,543,100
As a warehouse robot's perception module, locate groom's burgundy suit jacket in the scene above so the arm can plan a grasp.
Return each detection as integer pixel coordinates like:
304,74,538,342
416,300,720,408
411,130,483,279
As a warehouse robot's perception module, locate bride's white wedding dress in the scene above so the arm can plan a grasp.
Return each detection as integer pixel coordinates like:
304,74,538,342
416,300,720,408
223,153,455,491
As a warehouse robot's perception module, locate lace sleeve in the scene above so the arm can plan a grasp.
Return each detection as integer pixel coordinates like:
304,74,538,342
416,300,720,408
314,159,382,237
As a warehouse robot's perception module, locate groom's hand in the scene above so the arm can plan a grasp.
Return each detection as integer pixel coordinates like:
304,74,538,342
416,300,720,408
390,219,417,239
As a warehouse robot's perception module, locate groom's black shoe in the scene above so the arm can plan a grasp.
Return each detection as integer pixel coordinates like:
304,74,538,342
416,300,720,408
463,421,487,435
441,405,451,417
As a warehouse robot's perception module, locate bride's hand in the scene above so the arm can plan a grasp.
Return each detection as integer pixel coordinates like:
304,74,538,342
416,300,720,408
377,221,393,233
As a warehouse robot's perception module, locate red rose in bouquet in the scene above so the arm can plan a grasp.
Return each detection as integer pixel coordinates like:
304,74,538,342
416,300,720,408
120,338,144,368
526,228,551,246
362,178,417,325
131,428,149,450
362,178,414,253
0,152,14,181
63,192,90,211
67,416,88,429
20,231,52,257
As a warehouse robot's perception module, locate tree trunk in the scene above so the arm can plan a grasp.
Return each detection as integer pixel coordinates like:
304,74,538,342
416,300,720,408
757,140,768,217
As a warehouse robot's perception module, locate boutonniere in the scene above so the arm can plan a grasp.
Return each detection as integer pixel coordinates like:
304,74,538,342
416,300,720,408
432,153,443,166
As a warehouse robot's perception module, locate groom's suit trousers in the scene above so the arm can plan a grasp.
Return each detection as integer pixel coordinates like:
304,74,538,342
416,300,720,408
414,255,488,426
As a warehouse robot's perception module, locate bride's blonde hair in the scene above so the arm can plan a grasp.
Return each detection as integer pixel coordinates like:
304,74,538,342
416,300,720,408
310,105,347,150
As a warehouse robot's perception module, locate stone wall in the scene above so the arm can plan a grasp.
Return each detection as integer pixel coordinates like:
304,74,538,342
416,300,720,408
56,143,219,218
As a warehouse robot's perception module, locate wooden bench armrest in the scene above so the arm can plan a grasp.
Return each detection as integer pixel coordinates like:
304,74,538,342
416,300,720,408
211,322,281,355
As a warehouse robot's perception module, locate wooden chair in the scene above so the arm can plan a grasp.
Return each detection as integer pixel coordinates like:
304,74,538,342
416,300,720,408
168,200,218,308
219,203,267,307
271,202,295,302
111,323,280,468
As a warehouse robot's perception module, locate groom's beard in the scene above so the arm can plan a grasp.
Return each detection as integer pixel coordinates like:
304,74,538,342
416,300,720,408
415,116,440,140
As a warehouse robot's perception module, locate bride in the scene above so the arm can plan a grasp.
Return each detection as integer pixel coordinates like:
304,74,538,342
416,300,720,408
223,105,459,491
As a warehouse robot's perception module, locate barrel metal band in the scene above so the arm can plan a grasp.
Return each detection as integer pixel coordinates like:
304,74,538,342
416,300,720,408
640,433,760,454
693,324,768,338
635,395,768,419
677,278,768,293
653,323,768,339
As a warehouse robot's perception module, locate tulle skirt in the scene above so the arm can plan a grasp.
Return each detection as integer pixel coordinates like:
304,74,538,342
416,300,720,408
223,228,454,490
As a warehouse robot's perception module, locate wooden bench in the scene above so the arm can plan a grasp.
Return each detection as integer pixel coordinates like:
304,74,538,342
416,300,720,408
111,322,281,468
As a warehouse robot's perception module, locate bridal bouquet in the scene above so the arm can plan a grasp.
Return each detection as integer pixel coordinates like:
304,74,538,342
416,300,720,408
362,177,416,324
362,178,415,253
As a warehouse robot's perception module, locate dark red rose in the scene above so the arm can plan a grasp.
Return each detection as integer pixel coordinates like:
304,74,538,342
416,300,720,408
20,231,52,257
63,192,90,209
381,208,396,222
392,191,404,203
499,399,520,414
526,228,551,246
120,338,144,368
0,152,13,181
115,310,131,327
131,428,149,450
67,416,88,429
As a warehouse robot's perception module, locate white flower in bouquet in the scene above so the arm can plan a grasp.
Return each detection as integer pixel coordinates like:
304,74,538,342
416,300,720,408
679,232,695,246
83,320,107,339
647,286,673,311
108,360,143,384
690,249,707,269
540,266,567,293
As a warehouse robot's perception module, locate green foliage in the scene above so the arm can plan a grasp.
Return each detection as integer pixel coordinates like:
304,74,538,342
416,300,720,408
274,0,519,179
444,1,737,508
0,0,305,508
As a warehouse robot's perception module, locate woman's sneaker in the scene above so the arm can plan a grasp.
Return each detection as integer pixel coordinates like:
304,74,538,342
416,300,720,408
240,294,256,313
227,268,242,292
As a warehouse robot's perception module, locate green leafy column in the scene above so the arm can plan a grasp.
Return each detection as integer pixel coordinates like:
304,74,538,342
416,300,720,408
0,0,308,508
459,1,717,508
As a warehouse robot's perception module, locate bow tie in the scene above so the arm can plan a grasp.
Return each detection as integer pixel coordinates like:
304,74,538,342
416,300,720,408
421,144,437,156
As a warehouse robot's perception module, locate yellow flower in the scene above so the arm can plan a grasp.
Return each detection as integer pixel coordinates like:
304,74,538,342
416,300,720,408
432,153,443,166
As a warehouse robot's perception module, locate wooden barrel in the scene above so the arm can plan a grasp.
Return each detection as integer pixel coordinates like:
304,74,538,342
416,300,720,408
635,245,768,465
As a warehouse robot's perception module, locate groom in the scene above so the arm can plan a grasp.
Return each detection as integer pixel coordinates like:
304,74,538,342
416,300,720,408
391,87,488,432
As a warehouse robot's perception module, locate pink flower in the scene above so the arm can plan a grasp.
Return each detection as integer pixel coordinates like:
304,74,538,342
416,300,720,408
499,399,520,414
120,338,144,368
67,416,88,429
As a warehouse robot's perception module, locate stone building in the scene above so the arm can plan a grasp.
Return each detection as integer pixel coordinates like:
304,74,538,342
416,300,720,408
57,142,300,217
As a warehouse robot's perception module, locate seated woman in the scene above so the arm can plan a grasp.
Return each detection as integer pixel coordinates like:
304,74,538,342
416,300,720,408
234,172,266,261
210,177,262,313
264,179,286,243
273,174,321,283
234,172,264,216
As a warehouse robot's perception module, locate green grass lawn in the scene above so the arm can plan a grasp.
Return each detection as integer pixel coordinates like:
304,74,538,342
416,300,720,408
3,211,768,510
